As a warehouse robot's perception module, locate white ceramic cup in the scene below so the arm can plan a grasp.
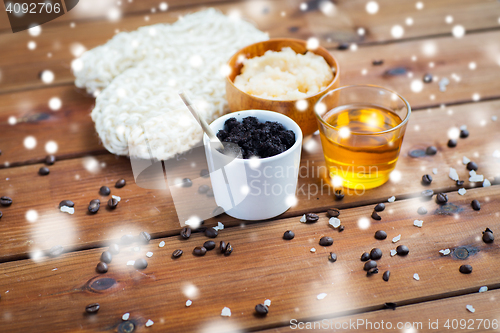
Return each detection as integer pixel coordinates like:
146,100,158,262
203,110,303,220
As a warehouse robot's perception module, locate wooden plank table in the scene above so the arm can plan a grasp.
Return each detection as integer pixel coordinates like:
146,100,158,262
1,0,500,332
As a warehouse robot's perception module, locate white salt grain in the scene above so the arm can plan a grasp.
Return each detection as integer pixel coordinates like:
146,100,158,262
483,179,491,187
458,188,467,195
413,220,423,227
310,248,316,253
112,195,121,202
60,206,75,214
217,222,224,230
392,234,401,243
388,196,396,203
469,170,476,177
126,260,135,266
146,252,153,258
439,249,451,255
122,313,130,320
159,241,165,248
479,286,488,293
390,249,397,257
466,305,475,313
264,299,271,306
462,156,471,165
145,319,154,327
449,167,459,181
469,174,484,182
221,307,231,317
413,273,420,281
317,293,327,300
300,214,307,223
329,217,341,229
494,150,500,159
186,300,192,307
432,168,438,175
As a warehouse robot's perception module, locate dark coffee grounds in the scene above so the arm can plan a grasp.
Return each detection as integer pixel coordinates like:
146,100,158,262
216,116,295,159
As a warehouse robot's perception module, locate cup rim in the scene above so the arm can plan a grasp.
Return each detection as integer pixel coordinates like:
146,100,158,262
314,84,412,135
203,109,303,162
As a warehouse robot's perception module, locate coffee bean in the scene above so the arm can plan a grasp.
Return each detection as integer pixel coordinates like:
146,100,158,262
100,251,112,264
370,248,383,260
364,260,377,271
421,189,434,200
305,213,319,223
372,59,384,66
374,203,385,212
59,200,74,208
485,227,493,233
435,193,448,204
203,241,216,250
90,199,100,205
193,246,207,256
0,211,2,219
107,198,119,209
456,180,464,186
96,262,108,274
460,129,469,138
361,252,370,261
447,139,457,148
384,302,397,310
45,155,56,165
417,207,427,215
425,146,437,155
115,179,126,188
382,271,390,282
181,227,192,239
108,244,120,255
88,200,100,213
99,186,111,196
374,230,387,240
212,206,224,217
482,231,494,243
120,234,135,245
283,230,295,240
334,189,344,200
423,73,433,83
182,178,193,187
409,149,426,158
85,303,100,314
172,249,183,258
219,241,227,253
337,42,350,50
459,264,472,274
371,211,381,220
255,304,269,316
206,188,214,197
466,161,478,171
396,245,409,256
204,228,218,238
224,243,233,256
471,200,481,211
38,167,50,176
327,208,340,218
338,225,345,232
200,169,210,178
198,185,210,194
134,258,148,269
138,231,151,244
328,252,337,262
367,267,379,276
421,174,433,186
319,236,333,246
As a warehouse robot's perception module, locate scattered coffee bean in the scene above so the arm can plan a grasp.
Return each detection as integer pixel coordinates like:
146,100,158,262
283,230,295,240
460,129,469,138
203,241,216,250
120,234,135,245
193,247,207,256
38,167,50,176
370,248,383,260
374,203,385,212
367,267,379,276
423,73,433,83
417,206,427,215
319,236,333,246
327,208,340,218
482,231,494,244
485,227,493,233
396,245,409,256
456,180,464,186
108,244,120,255
200,169,210,178
255,304,269,316
372,59,384,66
99,186,111,196
447,139,457,148
421,174,433,186
138,231,151,244
435,193,448,204
115,179,126,188
134,258,148,269
384,302,397,310
45,155,56,165
421,189,434,200
88,200,100,213
459,264,472,274
409,149,426,158
212,206,224,217
328,252,337,262
374,230,387,240
425,146,437,155
58,200,74,208
219,241,227,253
198,185,210,194
224,243,233,256
90,199,100,205
471,199,481,211
305,213,319,223
466,161,478,171
182,178,193,187
181,227,192,239
371,211,381,220
172,249,183,258
364,260,377,271
206,188,214,197
96,262,108,274
204,228,218,238
382,271,390,282
337,42,350,50
338,225,345,232
334,189,344,200
100,251,112,264
361,252,370,261
107,198,119,209
85,303,100,314
0,211,2,219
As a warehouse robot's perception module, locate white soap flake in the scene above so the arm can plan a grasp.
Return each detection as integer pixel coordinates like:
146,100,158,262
483,179,491,187
390,249,397,257
329,217,341,228
310,248,316,253
493,150,500,159
388,196,396,203
432,168,438,175
469,174,484,182
264,299,271,307
221,307,231,317
111,195,121,202
458,188,467,195
462,156,471,165
392,234,401,243
300,214,307,223
146,252,153,258
145,319,154,327
413,273,420,281
439,249,451,256
159,241,165,248
413,220,423,227
449,167,459,181
126,260,135,266
60,206,75,214
122,313,130,320
466,305,475,313
186,300,192,307
317,293,327,300
479,286,488,293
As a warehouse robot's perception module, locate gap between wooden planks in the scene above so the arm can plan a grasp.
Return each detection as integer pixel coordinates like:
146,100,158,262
0,185,498,332
0,99,499,260
0,0,500,93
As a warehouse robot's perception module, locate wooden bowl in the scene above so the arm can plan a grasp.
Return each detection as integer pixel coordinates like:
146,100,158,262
225,38,340,136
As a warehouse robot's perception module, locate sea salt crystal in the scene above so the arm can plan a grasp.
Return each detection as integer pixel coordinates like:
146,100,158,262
186,300,192,307
126,260,135,266
146,252,153,258
483,179,491,187
469,174,484,182
466,305,475,313
329,217,341,228
159,241,165,248
469,170,476,177
494,150,500,159
460,125,467,131
432,168,438,175
388,196,396,203
264,299,271,306
413,273,420,281
221,307,231,317
122,313,130,320
458,188,467,195
462,156,471,165
479,286,488,293
145,319,154,327
439,249,451,256
392,234,401,243
310,248,316,253
413,220,423,227
317,293,327,300
390,249,397,257
492,116,497,121
60,206,75,214
300,214,307,223
217,222,224,230
112,195,121,202
132,246,140,252
449,167,459,181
